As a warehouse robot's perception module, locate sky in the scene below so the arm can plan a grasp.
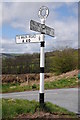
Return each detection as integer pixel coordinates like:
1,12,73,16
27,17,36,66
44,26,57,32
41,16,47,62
0,1,78,54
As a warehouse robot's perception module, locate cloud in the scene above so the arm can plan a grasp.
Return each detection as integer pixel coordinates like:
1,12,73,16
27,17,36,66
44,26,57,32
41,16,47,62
0,3,2,27
2,2,66,29
11,22,25,30
2,2,78,53
55,18,78,41
2,38,40,53
45,14,78,50
2,0,79,2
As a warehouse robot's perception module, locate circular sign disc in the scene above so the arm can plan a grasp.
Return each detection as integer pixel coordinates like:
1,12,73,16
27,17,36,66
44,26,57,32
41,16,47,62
38,6,49,19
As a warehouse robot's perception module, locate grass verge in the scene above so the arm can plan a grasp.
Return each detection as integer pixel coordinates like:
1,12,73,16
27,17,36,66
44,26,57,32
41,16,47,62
2,77,78,93
45,77,78,89
2,99,77,119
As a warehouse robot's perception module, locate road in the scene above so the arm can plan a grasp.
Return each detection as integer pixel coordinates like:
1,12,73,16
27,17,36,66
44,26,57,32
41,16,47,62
1,88,78,114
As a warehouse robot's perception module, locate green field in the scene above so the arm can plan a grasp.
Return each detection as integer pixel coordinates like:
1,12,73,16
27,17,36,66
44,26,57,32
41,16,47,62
2,77,78,93
2,99,77,119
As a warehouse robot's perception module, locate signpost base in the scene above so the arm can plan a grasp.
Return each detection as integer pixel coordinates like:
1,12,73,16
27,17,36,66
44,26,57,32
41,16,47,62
39,93,44,104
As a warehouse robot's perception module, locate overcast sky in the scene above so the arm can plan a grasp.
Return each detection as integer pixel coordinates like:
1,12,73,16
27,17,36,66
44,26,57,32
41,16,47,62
0,1,78,53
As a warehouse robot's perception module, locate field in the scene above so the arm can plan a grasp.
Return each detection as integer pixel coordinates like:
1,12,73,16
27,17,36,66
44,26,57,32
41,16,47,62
2,99,77,119
1,70,78,93
1,48,78,93
1,49,79,119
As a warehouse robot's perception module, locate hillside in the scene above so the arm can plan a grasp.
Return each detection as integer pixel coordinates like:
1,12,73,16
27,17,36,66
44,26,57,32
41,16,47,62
2,48,78,74
2,70,78,93
2,53,13,58
2,70,78,84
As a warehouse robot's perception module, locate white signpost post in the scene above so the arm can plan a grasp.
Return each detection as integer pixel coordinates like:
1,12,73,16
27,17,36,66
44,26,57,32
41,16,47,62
16,6,55,105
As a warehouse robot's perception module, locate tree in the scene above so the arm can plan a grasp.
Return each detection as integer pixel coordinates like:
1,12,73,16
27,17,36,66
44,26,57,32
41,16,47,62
51,48,77,74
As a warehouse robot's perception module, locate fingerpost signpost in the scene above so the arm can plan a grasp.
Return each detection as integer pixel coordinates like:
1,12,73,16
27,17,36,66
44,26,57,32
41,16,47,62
16,6,55,105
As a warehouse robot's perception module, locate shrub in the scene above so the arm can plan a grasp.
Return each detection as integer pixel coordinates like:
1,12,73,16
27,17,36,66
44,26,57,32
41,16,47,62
52,48,77,74
32,84,37,89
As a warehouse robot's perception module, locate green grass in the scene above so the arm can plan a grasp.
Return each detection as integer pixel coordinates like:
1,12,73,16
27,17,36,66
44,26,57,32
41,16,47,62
2,83,31,93
2,99,76,119
2,77,78,93
0,99,2,119
45,77,78,89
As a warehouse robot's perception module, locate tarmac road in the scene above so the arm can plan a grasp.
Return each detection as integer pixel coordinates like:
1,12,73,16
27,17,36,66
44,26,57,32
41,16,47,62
1,88,78,114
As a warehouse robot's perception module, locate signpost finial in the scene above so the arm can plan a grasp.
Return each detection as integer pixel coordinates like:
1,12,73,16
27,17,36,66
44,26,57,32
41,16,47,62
38,6,49,21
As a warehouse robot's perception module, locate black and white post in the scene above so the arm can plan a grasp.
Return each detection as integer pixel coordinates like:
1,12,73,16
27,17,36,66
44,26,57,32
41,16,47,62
16,6,54,105
39,20,45,104
38,6,49,104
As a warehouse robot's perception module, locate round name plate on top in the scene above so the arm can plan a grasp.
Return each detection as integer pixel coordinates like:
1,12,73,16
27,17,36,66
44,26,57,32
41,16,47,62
38,6,49,20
